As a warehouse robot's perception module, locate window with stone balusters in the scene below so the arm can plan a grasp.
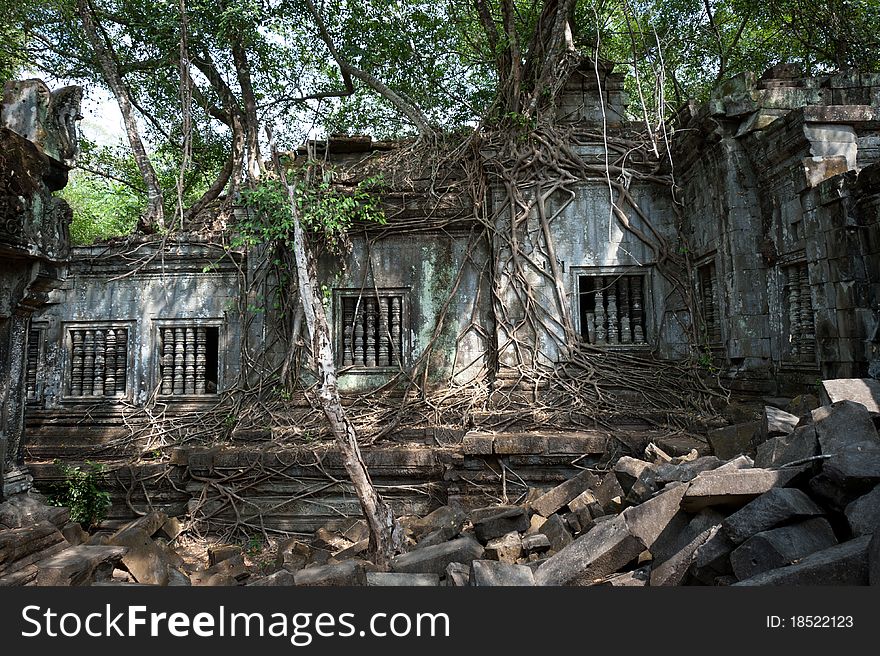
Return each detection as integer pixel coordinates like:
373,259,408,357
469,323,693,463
336,291,407,370
26,325,46,403
66,326,130,398
157,325,220,396
697,259,722,344
577,272,649,346
782,261,817,364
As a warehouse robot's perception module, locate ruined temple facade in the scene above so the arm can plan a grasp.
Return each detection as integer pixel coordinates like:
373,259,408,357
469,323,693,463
1,79,81,497
14,64,880,504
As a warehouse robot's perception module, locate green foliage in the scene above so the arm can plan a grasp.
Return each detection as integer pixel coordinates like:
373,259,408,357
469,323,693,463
237,170,386,251
60,170,141,245
47,460,112,527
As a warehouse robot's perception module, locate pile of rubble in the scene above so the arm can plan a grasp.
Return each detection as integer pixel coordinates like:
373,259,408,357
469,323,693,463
4,383,880,586
265,397,880,586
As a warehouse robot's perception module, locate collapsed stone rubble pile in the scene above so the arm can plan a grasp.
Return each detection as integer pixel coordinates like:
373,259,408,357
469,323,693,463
3,381,880,586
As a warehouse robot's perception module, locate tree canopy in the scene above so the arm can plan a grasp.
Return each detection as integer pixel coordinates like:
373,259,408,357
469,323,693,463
2,0,878,241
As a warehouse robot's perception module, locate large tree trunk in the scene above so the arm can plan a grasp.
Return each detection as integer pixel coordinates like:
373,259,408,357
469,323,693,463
231,41,264,182
270,147,403,569
76,0,165,231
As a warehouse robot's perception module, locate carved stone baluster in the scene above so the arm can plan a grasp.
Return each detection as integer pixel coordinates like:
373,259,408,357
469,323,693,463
354,303,365,366
184,327,196,394
173,327,185,395
71,330,83,396
92,329,105,396
161,328,173,395
619,278,632,344
365,296,377,367
585,312,595,343
632,278,645,343
378,297,390,366
116,329,127,393
787,267,801,360
196,327,207,394
342,300,354,366
799,266,815,362
390,297,402,365
26,329,39,400
104,329,116,395
594,278,606,344
83,330,95,395
606,280,618,344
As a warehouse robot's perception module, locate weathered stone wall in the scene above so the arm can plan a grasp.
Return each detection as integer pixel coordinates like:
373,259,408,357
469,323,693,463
0,80,80,499
675,69,880,395
320,230,493,393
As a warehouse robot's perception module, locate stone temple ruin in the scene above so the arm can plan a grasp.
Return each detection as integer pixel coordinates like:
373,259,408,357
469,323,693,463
1,61,880,586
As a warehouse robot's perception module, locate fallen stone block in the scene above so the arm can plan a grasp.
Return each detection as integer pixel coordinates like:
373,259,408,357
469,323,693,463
314,527,352,553
485,531,522,563
613,457,653,493
167,567,191,586
0,495,69,530
157,517,184,542
821,379,880,416
341,519,369,544
409,505,467,542
623,483,690,550
713,455,754,472
471,560,535,586
651,509,724,567
109,527,174,586
691,525,736,581
654,456,723,485
35,545,127,586
294,560,368,586
208,544,241,567
760,407,799,444
521,533,551,553
61,522,88,547
534,514,644,586
247,570,296,586
444,562,470,586
524,514,546,535
594,474,624,514
812,400,879,455
599,566,650,587
530,468,600,517
366,572,440,586
681,468,799,512
811,446,880,508
190,554,250,586
470,506,529,543
334,539,369,560
276,539,316,572
650,522,717,586
732,536,870,586
625,468,661,505
534,484,689,586
844,486,880,536
391,537,484,575
785,394,819,418
538,514,573,553
708,421,759,460
110,511,168,543
722,488,824,544
755,425,819,468
730,518,838,580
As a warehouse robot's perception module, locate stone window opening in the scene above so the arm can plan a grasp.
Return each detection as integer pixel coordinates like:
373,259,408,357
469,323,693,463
66,326,129,398
337,290,407,370
782,261,817,364
26,325,46,403
577,272,648,346
158,325,220,396
697,259,721,344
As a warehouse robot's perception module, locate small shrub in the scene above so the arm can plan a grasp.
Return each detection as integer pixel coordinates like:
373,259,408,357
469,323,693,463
47,460,112,528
